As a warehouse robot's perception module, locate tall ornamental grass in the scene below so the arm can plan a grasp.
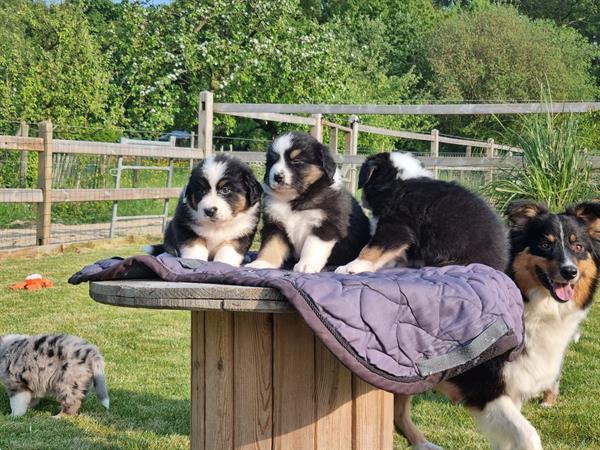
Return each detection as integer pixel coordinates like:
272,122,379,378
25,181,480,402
485,111,598,212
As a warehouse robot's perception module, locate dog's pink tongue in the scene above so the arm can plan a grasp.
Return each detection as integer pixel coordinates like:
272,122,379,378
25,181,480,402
554,283,574,301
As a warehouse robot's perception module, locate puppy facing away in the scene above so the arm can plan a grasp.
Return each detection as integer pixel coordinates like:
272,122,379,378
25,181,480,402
0,334,109,417
247,132,370,273
394,200,600,450
336,151,508,274
146,154,262,266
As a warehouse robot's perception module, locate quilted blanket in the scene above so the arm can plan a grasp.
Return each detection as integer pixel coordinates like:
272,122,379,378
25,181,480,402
69,254,524,394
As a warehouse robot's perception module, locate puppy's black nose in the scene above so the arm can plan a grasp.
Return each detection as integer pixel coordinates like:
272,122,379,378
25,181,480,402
560,265,578,280
273,172,284,184
204,207,217,217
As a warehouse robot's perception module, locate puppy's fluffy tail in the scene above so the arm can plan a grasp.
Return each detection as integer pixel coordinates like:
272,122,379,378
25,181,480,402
92,356,110,410
143,244,165,256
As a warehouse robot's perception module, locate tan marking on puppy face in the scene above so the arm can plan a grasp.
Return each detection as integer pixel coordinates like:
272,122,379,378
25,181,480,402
256,234,290,268
289,149,302,159
546,234,556,243
217,179,228,190
511,249,559,294
569,234,577,243
230,193,247,215
358,245,408,266
574,254,598,309
301,164,324,187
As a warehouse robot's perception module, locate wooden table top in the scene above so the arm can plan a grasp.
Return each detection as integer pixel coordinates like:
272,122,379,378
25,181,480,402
89,280,293,313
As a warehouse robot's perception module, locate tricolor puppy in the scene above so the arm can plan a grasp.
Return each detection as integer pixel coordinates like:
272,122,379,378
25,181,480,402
394,200,600,450
335,151,508,274
247,132,370,273
146,154,262,266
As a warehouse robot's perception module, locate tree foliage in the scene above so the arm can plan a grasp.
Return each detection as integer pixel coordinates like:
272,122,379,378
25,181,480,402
425,4,599,102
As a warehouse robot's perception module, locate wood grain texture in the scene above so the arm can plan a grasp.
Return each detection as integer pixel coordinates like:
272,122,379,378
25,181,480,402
213,101,600,115
205,311,234,450
273,315,315,450
352,375,393,450
0,188,43,203
89,281,292,313
234,313,273,450
315,340,352,450
191,311,205,450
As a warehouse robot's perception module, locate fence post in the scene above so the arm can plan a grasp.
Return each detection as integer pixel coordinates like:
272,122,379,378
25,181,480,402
198,91,214,158
329,126,339,154
310,114,323,142
430,129,439,179
36,120,53,246
344,115,359,192
485,138,495,183
17,120,29,188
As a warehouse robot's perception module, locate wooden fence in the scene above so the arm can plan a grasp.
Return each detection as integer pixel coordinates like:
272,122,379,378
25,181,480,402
2,93,599,248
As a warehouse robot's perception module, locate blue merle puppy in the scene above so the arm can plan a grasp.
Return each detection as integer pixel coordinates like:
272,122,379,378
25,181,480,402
0,334,109,417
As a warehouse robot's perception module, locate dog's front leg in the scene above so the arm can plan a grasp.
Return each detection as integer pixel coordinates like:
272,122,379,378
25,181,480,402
335,220,412,274
246,222,291,269
293,235,336,273
213,242,245,267
179,237,209,260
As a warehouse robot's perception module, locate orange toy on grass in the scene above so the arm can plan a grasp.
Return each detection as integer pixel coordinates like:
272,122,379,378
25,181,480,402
9,274,54,291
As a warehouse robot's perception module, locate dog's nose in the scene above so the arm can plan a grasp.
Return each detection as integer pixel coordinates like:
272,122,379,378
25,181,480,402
204,207,217,217
273,172,284,184
560,265,578,280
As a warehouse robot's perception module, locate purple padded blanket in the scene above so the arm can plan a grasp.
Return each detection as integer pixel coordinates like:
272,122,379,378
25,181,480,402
69,254,524,394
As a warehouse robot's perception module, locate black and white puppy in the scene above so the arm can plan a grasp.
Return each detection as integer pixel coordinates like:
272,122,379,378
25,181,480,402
247,132,370,272
146,154,262,266
336,151,508,274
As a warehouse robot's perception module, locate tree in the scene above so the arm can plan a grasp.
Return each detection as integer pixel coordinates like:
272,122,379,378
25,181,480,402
423,4,599,141
426,5,598,102
0,1,120,133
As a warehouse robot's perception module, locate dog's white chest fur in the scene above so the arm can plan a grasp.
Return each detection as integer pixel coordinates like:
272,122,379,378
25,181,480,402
503,289,586,405
188,204,258,251
265,196,324,257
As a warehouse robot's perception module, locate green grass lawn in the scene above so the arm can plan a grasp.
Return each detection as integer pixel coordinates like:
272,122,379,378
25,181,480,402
0,242,599,449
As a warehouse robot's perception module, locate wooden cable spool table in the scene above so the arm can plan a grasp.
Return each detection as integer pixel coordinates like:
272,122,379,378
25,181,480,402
90,280,393,450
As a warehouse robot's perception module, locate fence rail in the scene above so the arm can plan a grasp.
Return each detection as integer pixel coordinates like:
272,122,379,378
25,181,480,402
2,93,599,251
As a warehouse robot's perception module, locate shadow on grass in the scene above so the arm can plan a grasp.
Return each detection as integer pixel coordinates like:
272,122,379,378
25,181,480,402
0,387,189,439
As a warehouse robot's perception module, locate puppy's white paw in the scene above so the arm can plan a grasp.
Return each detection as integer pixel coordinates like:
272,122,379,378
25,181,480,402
572,330,581,343
246,259,277,270
293,261,324,273
541,401,554,408
413,442,444,450
335,259,375,274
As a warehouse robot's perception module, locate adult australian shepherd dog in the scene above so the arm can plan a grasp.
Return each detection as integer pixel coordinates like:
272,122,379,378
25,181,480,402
395,200,600,450
247,132,370,272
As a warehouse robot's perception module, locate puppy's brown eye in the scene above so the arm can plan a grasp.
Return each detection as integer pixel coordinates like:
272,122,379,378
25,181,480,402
539,242,551,251
573,243,584,252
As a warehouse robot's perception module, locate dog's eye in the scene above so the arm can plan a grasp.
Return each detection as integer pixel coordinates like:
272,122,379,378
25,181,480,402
539,242,552,251
219,186,231,195
290,159,304,166
573,243,584,253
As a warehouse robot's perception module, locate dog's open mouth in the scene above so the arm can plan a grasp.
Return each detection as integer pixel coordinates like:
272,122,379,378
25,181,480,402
535,266,574,303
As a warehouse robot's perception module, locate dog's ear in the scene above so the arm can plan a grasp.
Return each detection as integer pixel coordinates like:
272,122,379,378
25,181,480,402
567,201,600,241
318,143,337,182
243,170,263,205
506,199,549,227
358,157,380,189
181,183,196,209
